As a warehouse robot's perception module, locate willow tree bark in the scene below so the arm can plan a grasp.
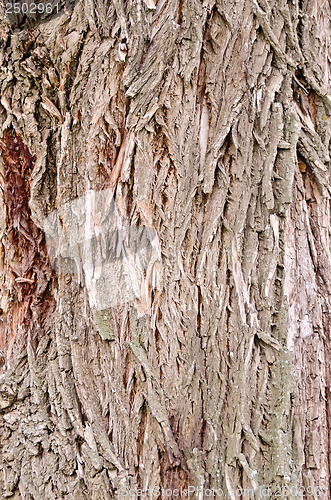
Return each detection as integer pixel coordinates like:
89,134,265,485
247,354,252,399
0,0,330,498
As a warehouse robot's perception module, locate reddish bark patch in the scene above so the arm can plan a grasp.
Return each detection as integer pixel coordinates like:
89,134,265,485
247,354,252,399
0,130,54,369
159,457,189,499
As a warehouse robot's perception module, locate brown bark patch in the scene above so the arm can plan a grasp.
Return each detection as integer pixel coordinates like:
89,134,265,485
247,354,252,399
0,130,54,369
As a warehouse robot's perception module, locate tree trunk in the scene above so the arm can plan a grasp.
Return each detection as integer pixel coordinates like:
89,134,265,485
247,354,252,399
0,0,330,498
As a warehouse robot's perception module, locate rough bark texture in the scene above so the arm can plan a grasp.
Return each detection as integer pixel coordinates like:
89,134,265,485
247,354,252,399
0,0,330,498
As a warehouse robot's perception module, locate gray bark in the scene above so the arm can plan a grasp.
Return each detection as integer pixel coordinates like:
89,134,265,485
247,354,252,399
0,0,330,498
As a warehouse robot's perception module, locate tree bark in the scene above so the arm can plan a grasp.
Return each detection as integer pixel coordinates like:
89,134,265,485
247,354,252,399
0,0,330,498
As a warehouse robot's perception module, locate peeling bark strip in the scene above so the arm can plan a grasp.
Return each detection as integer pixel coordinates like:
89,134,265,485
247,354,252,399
0,130,54,369
0,0,330,498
